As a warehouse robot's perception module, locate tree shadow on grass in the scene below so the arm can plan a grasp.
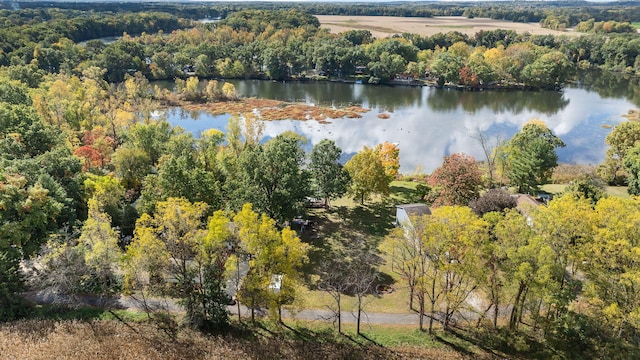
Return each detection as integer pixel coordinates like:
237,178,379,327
359,333,384,347
434,332,477,357
389,185,420,204
445,327,515,359
329,202,395,239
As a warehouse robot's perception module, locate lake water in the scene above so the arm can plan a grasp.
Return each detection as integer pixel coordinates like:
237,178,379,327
163,70,640,174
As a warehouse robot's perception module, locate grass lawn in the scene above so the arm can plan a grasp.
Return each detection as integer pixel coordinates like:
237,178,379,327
541,184,630,198
299,181,427,314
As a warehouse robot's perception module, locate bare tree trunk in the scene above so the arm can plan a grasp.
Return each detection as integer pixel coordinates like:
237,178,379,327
356,295,362,335
251,295,255,324
476,303,492,328
429,299,436,334
409,286,414,311
337,293,342,334
237,258,241,322
429,276,437,334
419,294,425,331
510,282,525,330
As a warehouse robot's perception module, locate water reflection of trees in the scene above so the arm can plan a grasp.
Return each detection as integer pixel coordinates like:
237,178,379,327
573,69,640,108
350,85,425,111
426,88,570,116
198,75,640,116
231,79,571,116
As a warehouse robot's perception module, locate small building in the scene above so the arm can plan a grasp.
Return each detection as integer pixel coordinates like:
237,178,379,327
355,66,367,75
514,194,544,226
395,203,431,230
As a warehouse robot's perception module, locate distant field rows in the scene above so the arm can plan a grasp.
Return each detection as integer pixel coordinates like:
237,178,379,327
317,15,580,38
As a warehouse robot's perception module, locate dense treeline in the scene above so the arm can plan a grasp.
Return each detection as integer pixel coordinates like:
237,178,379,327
0,9,187,65
1,7,639,89
7,1,640,24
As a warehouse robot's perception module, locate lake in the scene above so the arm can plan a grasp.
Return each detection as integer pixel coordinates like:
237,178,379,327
163,70,640,174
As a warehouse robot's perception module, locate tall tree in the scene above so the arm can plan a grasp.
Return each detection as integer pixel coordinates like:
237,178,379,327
428,153,483,206
383,214,437,332
623,145,640,195
126,197,211,327
385,207,487,332
347,236,381,336
345,145,391,204
599,120,640,185
375,142,400,180
233,203,309,323
430,206,488,330
494,209,551,331
236,132,310,223
309,139,350,207
501,120,565,193
317,250,351,334
585,197,640,338
78,199,123,301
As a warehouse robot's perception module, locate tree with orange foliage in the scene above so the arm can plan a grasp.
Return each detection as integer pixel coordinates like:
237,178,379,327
428,153,482,207
375,142,400,179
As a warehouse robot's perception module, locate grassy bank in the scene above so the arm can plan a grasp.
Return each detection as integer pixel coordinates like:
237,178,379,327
0,315,502,360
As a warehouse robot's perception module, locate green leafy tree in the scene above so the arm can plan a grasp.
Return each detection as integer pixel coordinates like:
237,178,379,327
111,145,150,191
0,246,29,321
0,78,31,105
235,132,310,223
77,199,123,298
585,197,640,338
345,145,391,204
563,176,606,204
521,50,574,89
309,139,350,207
430,51,464,86
233,203,309,323
501,120,565,193
599,120,640,185
128,120,174,166
624,145,640,195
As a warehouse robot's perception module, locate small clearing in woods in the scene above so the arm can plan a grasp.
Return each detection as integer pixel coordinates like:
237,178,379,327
317,15,580,38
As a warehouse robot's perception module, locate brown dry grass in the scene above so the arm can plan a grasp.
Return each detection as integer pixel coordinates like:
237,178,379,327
172,98,369,121
0,319,494,360
317,15,580,39
623,108,640,121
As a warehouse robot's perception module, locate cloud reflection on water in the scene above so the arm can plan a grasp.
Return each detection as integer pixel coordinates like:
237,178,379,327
166,80,633,174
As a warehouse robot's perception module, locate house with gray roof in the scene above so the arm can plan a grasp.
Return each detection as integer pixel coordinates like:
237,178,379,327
395,203,431,230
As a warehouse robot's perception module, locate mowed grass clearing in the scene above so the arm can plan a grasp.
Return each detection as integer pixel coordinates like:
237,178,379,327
300,181,426,314
317,15,580,38
541,184,630,198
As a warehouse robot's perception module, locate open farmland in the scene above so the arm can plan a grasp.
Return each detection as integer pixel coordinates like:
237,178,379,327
317,15,580,38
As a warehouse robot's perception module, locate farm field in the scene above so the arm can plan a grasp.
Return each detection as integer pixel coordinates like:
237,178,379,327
317,15,580,38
